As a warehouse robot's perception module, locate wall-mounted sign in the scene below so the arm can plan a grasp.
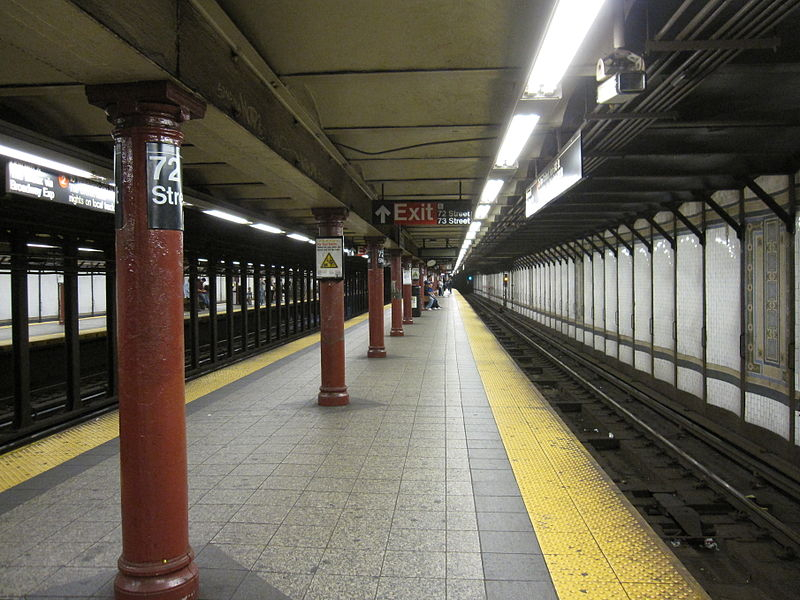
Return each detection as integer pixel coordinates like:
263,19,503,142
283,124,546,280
525,131,582,218
411,267,420,280
402,268,412,285
5,160,114,214
145,142,184,230
372,201,471,226
316,236,344,279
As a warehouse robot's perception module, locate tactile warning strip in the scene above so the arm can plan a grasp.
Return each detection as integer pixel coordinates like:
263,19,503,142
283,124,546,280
0,309,375,492
455,292,710,600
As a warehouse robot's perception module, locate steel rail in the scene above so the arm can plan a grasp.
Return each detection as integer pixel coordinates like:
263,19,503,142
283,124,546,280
469,294,800,552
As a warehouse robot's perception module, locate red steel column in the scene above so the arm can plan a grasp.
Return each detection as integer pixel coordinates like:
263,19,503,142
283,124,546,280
366,237,387,357
86,81,205,600
415,260,425,312
312,207,350,406
402,256,413,324
389,249,404,336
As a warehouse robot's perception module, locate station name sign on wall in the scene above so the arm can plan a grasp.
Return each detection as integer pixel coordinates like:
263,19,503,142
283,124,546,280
5,160,114,214
372,201,471,226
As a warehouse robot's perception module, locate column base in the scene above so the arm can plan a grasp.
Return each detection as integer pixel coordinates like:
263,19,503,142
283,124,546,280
318,387,349,406
367,347,387,358
115,555,198,600
402,318,413,324
390,328,404,336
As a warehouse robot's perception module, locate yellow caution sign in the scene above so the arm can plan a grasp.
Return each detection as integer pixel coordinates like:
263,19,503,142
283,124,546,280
320,253,338,269
316,236,344,279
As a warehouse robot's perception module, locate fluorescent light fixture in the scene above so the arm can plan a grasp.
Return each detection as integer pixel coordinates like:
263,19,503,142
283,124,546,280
468,220,483,234
250,222,284,234
474,204,491,220
479,179,504,204
0,143,99,180
287,233,310,243
465,231,477,241
203,209,251,225
198,258,208,262
78,247,103,253
27,243,57,249
232,261,240,265
308,239,316,245
494,114,540,168
524,0,607,98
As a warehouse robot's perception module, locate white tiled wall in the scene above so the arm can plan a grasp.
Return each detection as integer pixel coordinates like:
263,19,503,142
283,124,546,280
537,264,544,324
593,251,605,351
707,379,740,415
542,263,552,327
568,260,576,339
746,394,790,440
604,248,618,360
653,237,675,385
0,273,10,321
617,247,634,366
561,260,570,335
550,260,557,327
706,223,742,415
796,209,800,446
634,239,653,374
584,254,594,346
488,172,797,448
676,232,704,397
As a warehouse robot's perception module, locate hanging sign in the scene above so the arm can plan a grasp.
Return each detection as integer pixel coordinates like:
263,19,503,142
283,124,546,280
316,236,344,279
372,201,472,226
5,160,114,214
525,131,582,218
145,142,184,230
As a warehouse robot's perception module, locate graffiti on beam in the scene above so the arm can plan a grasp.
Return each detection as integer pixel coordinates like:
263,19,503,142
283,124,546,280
216,82,264,138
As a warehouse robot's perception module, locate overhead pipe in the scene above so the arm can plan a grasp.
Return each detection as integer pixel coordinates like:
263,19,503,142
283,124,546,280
584,0,794,171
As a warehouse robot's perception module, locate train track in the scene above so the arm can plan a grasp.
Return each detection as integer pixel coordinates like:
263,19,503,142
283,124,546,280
467,293,800,600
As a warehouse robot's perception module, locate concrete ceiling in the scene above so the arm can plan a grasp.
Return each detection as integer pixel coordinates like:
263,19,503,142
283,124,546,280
0,1,797,271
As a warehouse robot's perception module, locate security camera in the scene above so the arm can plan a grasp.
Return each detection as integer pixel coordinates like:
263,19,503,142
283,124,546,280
596,49,645,81
596,49,645,104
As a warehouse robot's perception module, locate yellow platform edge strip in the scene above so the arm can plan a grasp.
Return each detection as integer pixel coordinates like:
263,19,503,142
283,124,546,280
0,308,377,492
455,292,709,600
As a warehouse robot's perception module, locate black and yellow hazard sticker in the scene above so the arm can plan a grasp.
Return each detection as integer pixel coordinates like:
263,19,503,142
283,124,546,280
320,253,338,269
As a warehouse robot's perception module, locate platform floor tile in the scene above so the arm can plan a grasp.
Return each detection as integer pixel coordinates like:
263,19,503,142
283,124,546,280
0,297,548,599
454,292,710,600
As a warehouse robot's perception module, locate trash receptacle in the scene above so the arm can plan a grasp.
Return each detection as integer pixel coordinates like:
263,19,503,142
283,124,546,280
411,285,421,317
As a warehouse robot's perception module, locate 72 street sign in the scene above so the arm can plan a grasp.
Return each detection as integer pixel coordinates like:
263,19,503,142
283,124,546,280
372,201,471,226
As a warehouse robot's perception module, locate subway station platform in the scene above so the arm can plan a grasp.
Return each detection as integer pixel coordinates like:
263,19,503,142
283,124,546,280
0,293,707,600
